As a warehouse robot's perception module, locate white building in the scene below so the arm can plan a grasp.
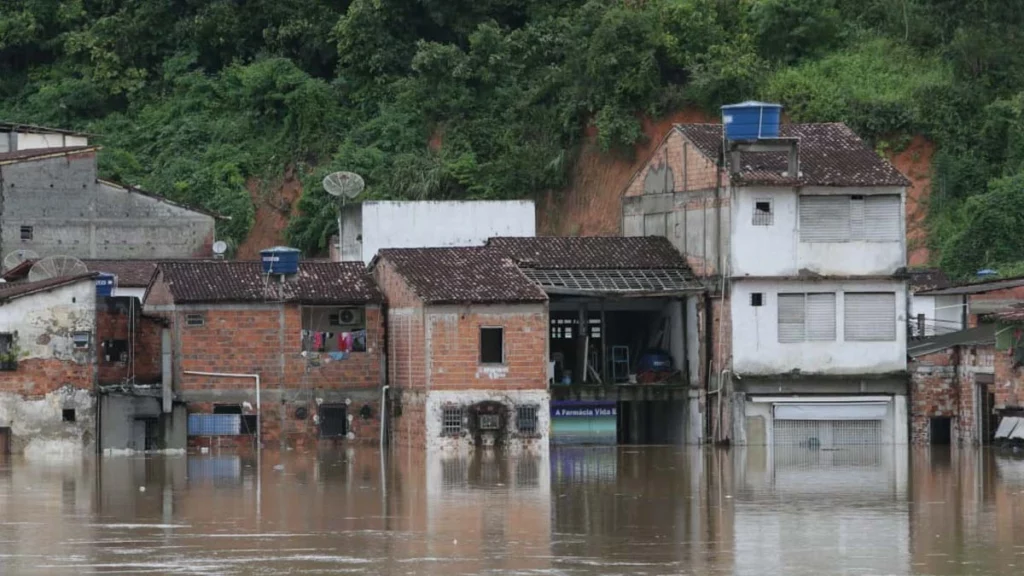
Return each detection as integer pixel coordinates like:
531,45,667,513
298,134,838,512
333,200,536,263
622,118,912,446
0,121,89,152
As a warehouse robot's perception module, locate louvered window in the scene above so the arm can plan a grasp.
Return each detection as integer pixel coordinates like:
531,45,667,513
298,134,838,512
778,293,836,343
800,195,900,242
844,292,897,341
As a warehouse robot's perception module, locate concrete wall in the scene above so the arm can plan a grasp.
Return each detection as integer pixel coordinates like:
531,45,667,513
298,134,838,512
731,279,907,375
98,394,186,452
910,294,964,337
0,154,215,259
424,389,550,452
730,186,906,277
351,200,536,264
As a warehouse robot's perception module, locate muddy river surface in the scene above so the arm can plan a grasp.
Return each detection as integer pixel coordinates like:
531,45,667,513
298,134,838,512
1,446,1023,575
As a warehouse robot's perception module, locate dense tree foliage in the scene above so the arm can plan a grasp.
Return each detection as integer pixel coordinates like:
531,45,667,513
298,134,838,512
0,0,1023,274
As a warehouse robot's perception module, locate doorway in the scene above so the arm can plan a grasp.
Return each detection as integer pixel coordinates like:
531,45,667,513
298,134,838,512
0,427,10,460
976,374,998,444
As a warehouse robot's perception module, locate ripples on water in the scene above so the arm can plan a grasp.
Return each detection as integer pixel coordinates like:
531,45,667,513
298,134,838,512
0,446,1022,575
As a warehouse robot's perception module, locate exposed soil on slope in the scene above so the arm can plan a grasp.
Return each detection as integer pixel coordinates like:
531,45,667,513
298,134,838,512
237,167,303,259
537,109,715,236
888,135,935,267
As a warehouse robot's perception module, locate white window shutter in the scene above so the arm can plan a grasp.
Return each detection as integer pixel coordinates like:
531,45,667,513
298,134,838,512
800,196,850,242
850,197,865,240
806,293,837,341
844,293,897,341
778,294,806,343
864,195,901,241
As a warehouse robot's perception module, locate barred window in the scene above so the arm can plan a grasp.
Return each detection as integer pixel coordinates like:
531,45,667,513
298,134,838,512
185,313,205,327
442,406,463,436
753,199,773,226
517,405,539,435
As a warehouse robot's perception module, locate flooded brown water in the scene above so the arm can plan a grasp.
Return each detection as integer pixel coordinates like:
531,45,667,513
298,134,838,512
1,447,1023,575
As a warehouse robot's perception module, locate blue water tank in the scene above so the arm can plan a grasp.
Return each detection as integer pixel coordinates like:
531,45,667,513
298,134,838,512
721,101,783,141
96,273,117,297
260,246,301,275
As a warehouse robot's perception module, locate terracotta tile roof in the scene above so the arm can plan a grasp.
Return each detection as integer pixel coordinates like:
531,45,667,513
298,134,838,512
156,261,381,304
376,247,548,304
0,273,97,303
676,123,910,187
908,268,952,293
486,236,690,270
0,146,96,164
83,260,159,287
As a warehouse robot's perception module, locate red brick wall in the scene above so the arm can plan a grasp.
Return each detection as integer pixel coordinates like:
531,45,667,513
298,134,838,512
623,130,728,198
910,345,992,444
993,347,1024,409
0,358,92,395
391,390,427,448
425,305,548,391
96,305,163,385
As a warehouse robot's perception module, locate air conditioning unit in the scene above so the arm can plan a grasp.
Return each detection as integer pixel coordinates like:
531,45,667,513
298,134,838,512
334,307,364,327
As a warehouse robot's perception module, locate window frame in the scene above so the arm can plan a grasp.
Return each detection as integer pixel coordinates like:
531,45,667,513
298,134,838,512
185,313,205,327
516,405,539,436
777,292,837,343
0,332,16,371
752,198,773,226
799,194,902,243
843,292,898,342
19,225,32,241
479,326,505,365
442,405,463,436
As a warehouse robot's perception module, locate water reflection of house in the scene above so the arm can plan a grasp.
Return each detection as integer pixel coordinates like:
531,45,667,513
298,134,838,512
143,259,384,450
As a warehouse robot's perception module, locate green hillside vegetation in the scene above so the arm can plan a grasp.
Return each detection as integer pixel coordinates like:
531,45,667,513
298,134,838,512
0,0,1022,277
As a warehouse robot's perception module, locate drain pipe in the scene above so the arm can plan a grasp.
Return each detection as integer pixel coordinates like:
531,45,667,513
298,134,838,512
379,385,389,452
183,371,261,448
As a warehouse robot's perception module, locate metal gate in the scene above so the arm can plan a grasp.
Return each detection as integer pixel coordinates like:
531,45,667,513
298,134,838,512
774,419,883,447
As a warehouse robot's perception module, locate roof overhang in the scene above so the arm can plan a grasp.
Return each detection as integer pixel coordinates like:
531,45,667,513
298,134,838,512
522,268,704,296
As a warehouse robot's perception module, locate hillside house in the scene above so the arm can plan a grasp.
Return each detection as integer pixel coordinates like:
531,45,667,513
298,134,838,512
0,274,98,455
622,105,912,446
0,147,218,261
144,260,384,450
372,247,550,451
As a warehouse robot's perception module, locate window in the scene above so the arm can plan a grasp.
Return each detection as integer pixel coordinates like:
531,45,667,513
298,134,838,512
517,405,539,435
799,195,901,242
844,292,897,341
72,331,90,349
318,404,348,438
0,333,15,371
778,293,836,343
442,406,463,436
550,317,601,340
750,293,764,307
19,226,32,240
479,414,500,430
302,306,366,353
753,199,773,226
480,327,504,364
185,313,205,327
212,404,257,434
62,409,76,423
102,339,128,364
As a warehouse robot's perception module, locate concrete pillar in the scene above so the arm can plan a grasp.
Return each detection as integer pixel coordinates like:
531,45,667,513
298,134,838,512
161,328,172,413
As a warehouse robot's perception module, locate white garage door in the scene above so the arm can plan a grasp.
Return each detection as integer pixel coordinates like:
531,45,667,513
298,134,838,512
773,402,888,447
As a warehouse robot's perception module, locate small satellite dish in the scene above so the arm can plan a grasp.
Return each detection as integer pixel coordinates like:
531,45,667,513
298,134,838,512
3,249,40,271
28,255,88,282
322,171,365,199
212,241,228,255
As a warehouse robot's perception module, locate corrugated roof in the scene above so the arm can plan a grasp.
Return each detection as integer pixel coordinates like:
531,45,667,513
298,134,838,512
0,273,96,303
907,324,996,358
918,276,1024,296
156,261,381,304
0,121,90,136
521,268,701,294
83,260,159,287
0,146,97,164
487,236,690,270
908,268,952,292
376,247,548,305
676,123,910,187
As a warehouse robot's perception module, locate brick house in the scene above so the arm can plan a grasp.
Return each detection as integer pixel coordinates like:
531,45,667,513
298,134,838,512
622,114,912,446
371,247,550,451
143,260,384,450
0,274,98,455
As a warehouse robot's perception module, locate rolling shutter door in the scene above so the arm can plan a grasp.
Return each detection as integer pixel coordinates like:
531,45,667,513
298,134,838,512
844,293,896,341
778,294,805,343
864,195,901,241
800,196,850,242
806,293,836,341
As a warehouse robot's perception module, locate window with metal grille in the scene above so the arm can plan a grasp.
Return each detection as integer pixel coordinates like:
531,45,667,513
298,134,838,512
442,406,462,436
844,292,896,341
550,317,601,339
778,293,836,343
19,226,32,240
185,313,205,327
0,333,16,371
213,404,257,435
751,292,763,307
753,199,773,226
800,195,901,242
517,405,539,435
480,327,504,364
318,404,348,438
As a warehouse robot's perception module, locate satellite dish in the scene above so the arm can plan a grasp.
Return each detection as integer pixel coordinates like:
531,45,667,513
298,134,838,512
322,172,365,199
3,249,40,271
212,241,228,255
28,255,88,282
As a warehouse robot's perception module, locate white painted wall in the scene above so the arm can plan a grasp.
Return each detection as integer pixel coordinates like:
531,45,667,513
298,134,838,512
358,200,535,263
731,279,907,375
909,294,936,337
909,294,963,336
16,132,87,150
731,186,906,277
425,389,550,453
112,287,146,301
0,280,96,361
